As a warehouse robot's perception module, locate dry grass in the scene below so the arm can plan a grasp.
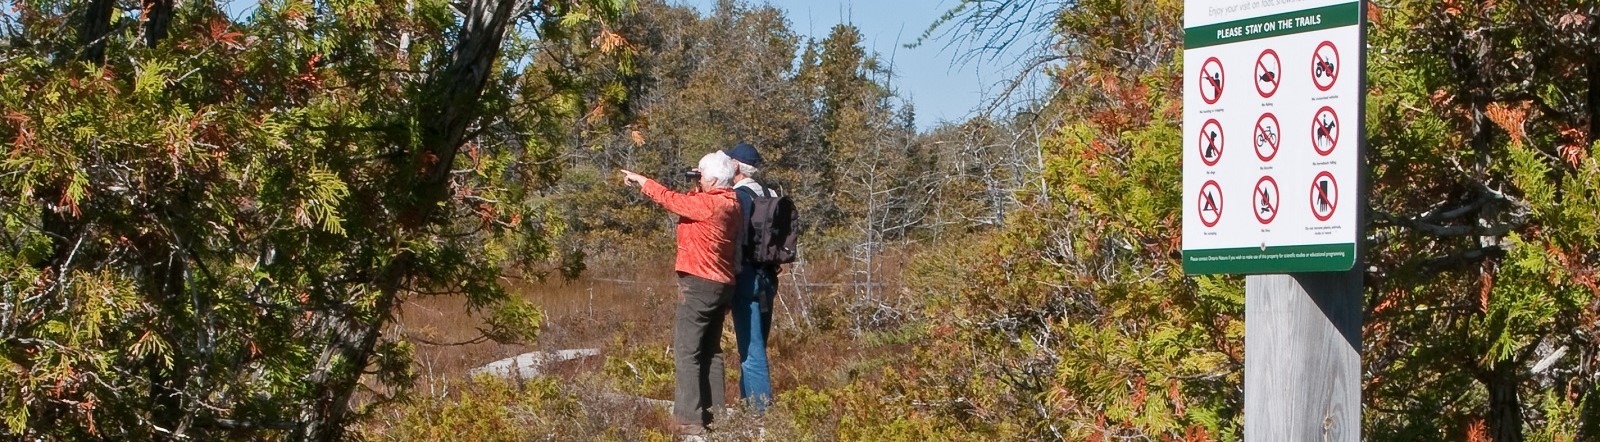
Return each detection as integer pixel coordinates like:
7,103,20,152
371,247,924,439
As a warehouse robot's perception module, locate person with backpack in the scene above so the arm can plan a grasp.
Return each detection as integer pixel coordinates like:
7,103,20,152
722,142,797,412
619,152,741,435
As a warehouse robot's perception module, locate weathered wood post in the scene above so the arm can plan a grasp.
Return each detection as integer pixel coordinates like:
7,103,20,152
1245,271,1362,440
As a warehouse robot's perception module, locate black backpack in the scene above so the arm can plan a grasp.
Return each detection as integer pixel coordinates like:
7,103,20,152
736,186,800,265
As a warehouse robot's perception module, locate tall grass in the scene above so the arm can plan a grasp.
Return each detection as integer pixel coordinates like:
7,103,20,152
364,247,926,439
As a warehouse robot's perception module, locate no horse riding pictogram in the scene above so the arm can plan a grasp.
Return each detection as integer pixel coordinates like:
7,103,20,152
1311,106,1340,156
1199,57,1224,104
1310,171,1339,221
1199,119,1225,166
1198,180,1224,227
1255,49,1281,98
1312,41,1340,91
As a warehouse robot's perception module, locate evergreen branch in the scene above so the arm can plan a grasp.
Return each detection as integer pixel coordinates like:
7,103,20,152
1419,246,1507,273
405,332,491,347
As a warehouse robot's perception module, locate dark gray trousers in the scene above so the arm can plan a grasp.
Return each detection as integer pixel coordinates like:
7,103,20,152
673,274,731,427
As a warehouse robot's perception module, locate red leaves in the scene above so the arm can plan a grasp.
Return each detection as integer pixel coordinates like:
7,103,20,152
1129,375,1148,410
1558,126,1588,169
1556,10,1591,31
1483,101,1529,146
1466,418,1490,442
5,111,33,154
591,28,630,54
208,17,244,49
1478,260,1494,313
1166,378,1184,415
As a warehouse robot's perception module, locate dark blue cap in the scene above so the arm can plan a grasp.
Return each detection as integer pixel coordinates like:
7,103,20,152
725,142,764,167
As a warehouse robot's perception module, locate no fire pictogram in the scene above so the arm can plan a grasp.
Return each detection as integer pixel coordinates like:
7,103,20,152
1255,49,1281,98
1199,57,1224,104
1311,106,1339,156
1254,113,1280,161
1311,41,1340,91
1254,176,1280,224
1198,180,1224,227
1310,171,1339,221
1200,119,1225,166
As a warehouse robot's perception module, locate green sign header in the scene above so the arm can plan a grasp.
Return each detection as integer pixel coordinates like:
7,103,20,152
1184,2,1360,49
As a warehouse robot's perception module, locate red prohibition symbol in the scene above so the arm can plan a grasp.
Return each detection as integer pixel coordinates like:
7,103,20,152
1310,171,1339,221
1255,49,1281,98
1311,106,1339,156
1199,118,1224,166
1254,175,1280,224
1199,56,1224,105
1311,41,1340,91
1198,180,1224,227
1254,113,1280,161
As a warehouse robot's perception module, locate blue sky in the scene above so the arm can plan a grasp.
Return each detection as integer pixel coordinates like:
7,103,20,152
674,0,1042,131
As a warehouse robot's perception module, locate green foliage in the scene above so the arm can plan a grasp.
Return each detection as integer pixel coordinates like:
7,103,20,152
0,0,633,438
1362,1,1600,439
602,335,675,400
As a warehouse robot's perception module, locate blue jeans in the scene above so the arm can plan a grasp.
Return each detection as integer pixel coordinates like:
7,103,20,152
731,264,775,411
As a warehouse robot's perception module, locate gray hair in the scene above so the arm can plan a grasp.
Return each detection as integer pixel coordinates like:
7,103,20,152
698,151,736,189
734,161,760,177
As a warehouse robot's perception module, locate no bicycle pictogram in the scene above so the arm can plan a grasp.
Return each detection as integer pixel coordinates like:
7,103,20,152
1254,113,1280,161
1254,175,1280,224
1255,49,1281,98
1198,180,1224,227
1310,171,1339,221
1199,118,1224,166
1311,106,1339,156
1199,57,1224,105
1311,41,1340,92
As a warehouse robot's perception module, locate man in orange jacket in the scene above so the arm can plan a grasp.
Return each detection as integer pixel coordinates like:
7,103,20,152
620,151,740,435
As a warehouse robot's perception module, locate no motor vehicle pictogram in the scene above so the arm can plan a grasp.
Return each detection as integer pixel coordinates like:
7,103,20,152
1200,118,1225,166
1311,41,1340,91
1199,57,1224,104
1254,113,1280,161
1255,49,1281,98
1254,175,1280,224
1311,106,1339,156
1310,171,1339,221
1198,180,1224,227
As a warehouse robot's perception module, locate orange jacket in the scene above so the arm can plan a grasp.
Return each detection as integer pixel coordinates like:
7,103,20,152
640,180,740,284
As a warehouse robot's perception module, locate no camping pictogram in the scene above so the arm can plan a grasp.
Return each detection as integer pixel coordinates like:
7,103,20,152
1311,41,1340,91
1199,57,1224,104
1254,175,1280,224
1311,106,1339,156
1199,118,1224,166
1254,113,1280,161
1255,49,1281,98
1310,171,1339,221
1198,180,1224,227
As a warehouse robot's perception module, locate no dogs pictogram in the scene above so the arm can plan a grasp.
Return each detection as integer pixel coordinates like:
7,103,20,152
1199,118,1225,166
1310,171,1339,221
1311,106,1339,156
1254,176,1280,224
1199,57,1224,104
1254,113,1280,161
1255,49,1281,98
1198,180,1224,227
1311,41,1340,91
